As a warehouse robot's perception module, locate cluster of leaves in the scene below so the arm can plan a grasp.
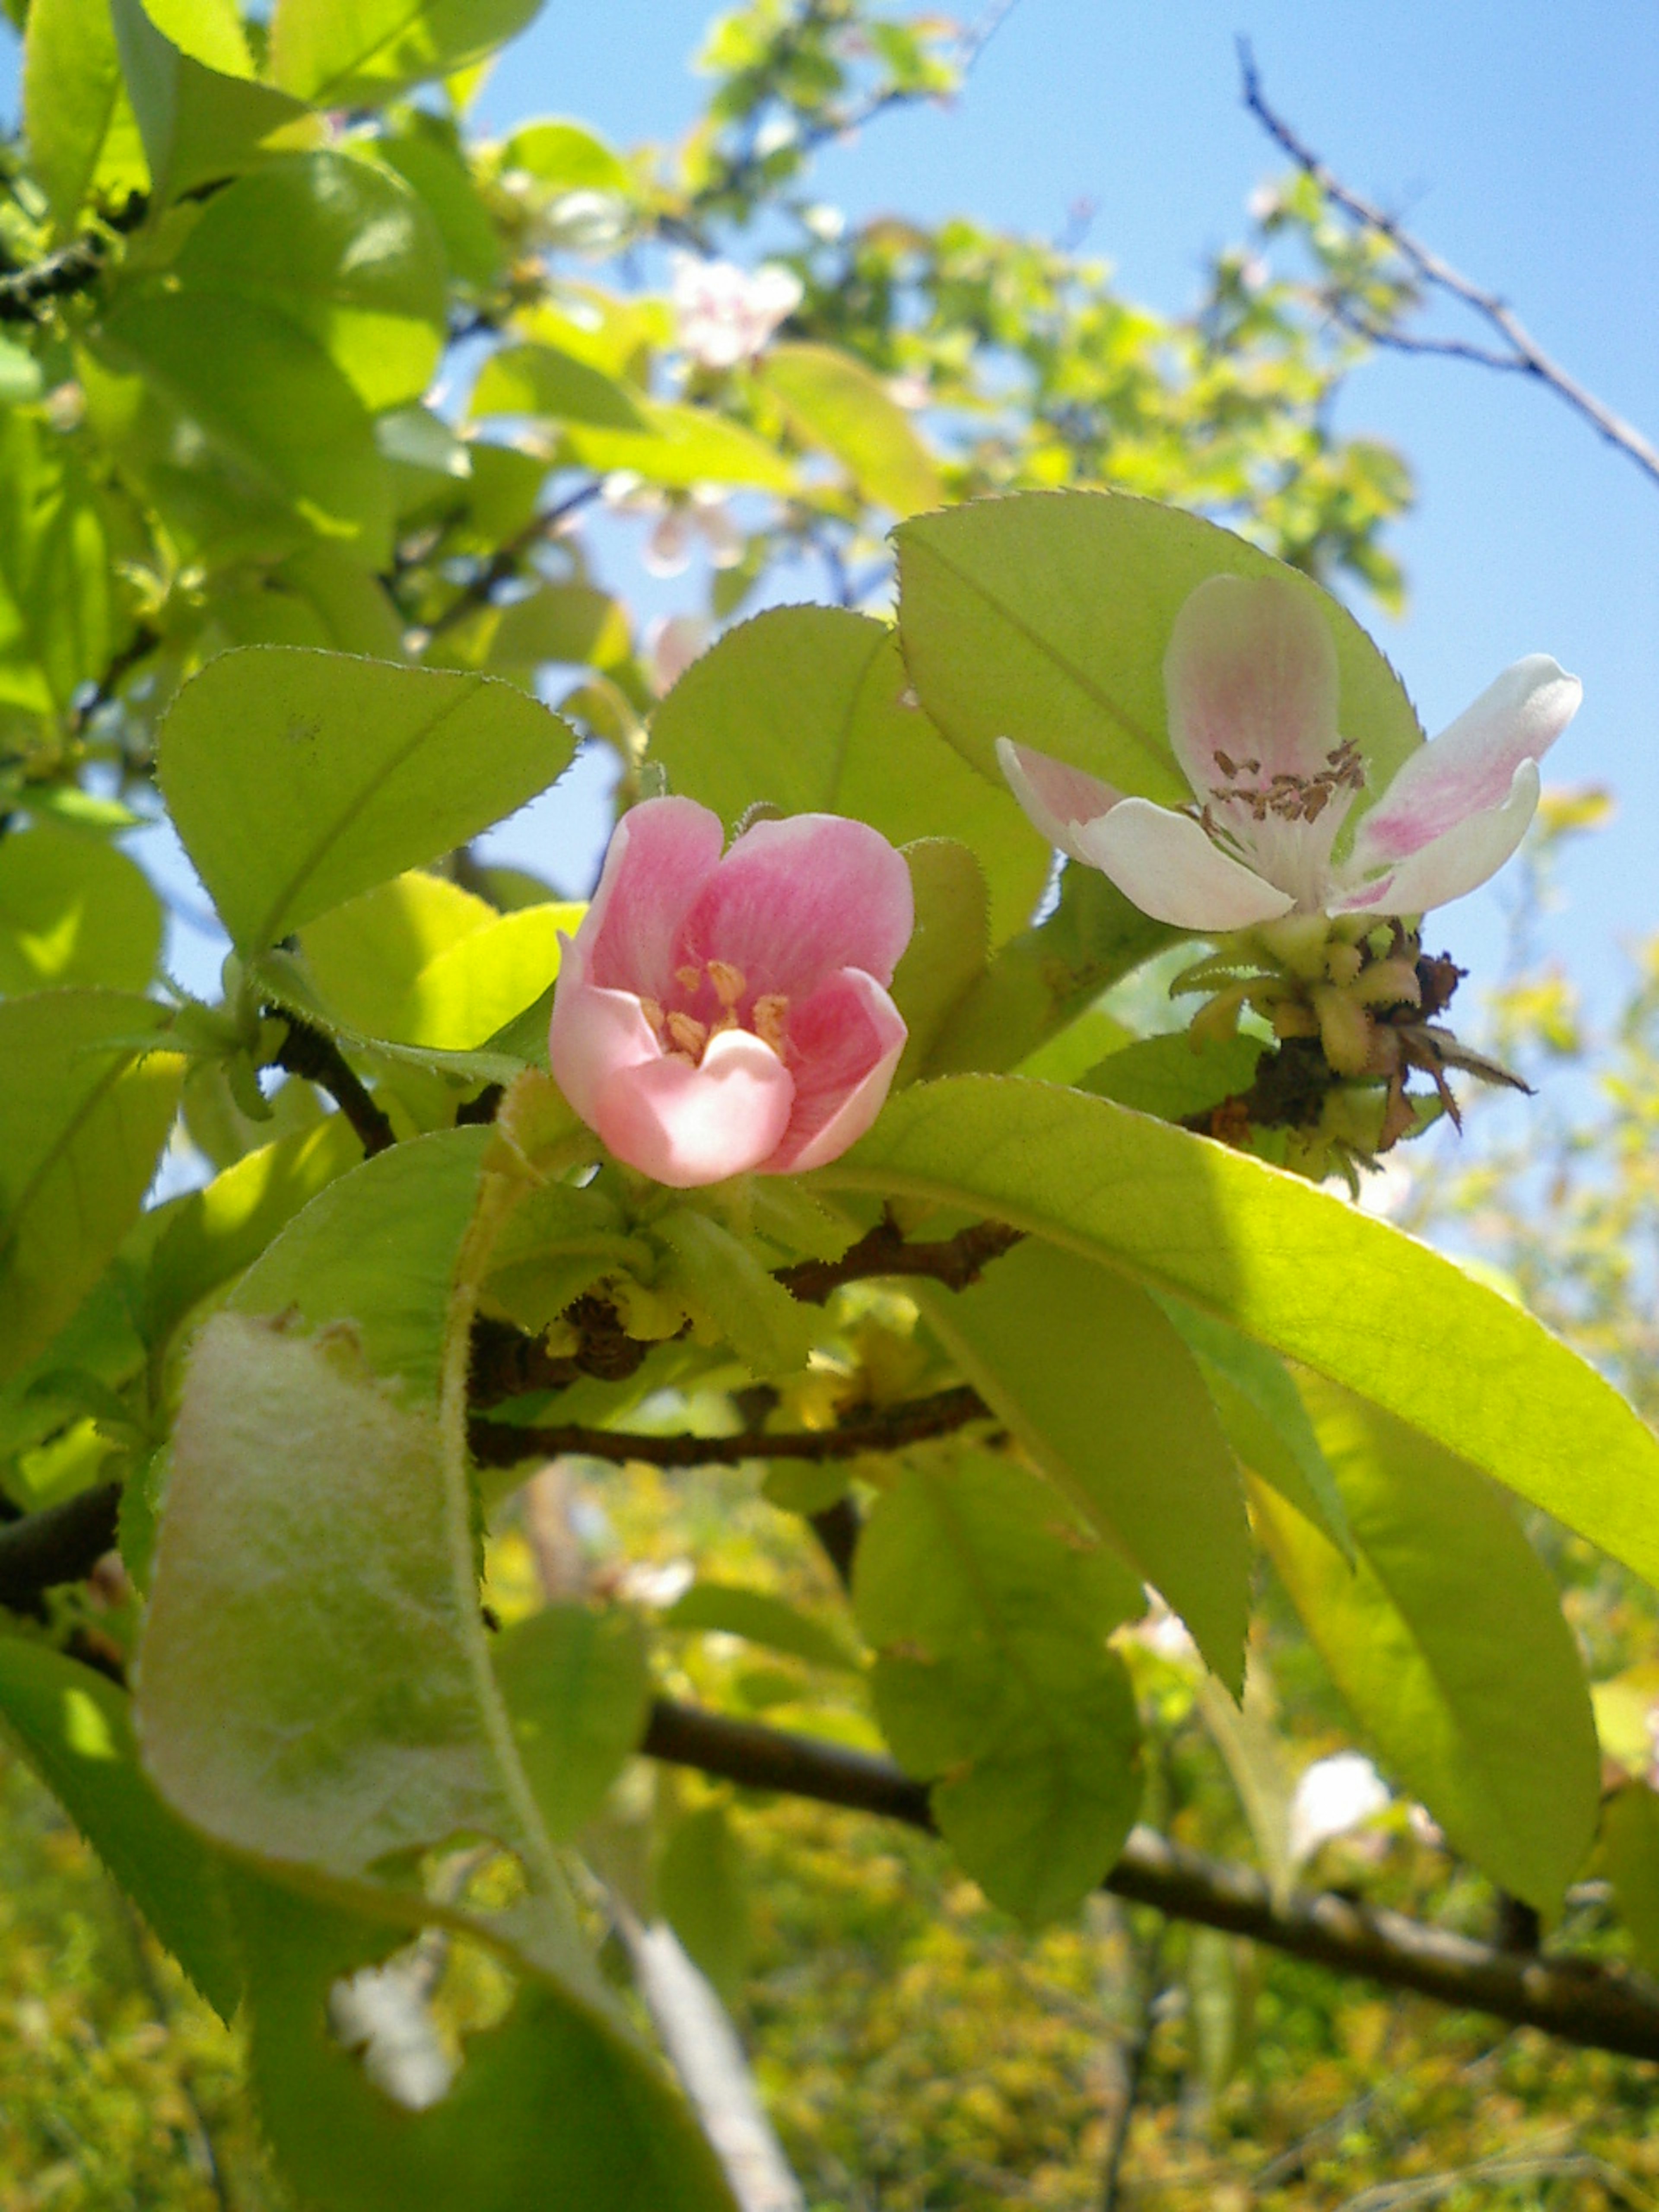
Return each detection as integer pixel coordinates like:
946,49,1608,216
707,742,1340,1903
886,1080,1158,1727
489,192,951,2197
0,0,1656,2207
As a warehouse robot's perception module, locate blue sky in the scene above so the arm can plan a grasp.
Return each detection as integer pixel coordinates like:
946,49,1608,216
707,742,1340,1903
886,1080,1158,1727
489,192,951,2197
481,0,1659,1021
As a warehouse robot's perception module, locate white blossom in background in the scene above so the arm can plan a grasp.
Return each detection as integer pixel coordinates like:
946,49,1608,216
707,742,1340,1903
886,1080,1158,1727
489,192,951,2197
647,613,712,696
330,1951,454,2111
601,474,743,577
1287,1751,1391,1869
672,253,803,370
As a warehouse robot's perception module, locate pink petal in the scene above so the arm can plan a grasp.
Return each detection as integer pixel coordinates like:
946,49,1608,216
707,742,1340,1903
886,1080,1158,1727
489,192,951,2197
1077,797,1296,930
678,813,913,999
764,967,908,1174
1345,655,1580,874
593,1028,796,1188
1333,758,1541,918
547,979,662,1130
996,737,1124,864
1165,574,1341,801
582,797,725,1001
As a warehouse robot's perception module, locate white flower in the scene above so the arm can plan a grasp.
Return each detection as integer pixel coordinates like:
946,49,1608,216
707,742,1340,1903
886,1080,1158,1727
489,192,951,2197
601,475,743,577
998,573,1582,931
1288,1751,1391,1868
671,253,803,370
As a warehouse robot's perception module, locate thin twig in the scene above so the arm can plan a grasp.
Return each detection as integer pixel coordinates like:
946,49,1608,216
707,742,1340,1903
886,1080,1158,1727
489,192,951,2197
468,1383,990,1471
642,1697,1659,2063
420,476,605,642
268,1012,396,1157
1238,39,1659,489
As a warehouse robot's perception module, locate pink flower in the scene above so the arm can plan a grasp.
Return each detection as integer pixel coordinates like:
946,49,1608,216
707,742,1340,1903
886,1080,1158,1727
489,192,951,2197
998,574,1582,931
549,798,913,1187
671,254,803,370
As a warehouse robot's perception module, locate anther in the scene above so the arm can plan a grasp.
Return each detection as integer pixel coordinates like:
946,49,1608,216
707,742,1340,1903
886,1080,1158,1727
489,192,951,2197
707,959,747,1009
753,994,790,1053
666,1011,709,1058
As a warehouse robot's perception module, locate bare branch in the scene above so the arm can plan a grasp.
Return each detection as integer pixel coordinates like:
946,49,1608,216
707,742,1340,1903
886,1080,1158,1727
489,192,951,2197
643,1696,1659,2063
469,1383,991,1471
0,1482,121,1614
268,1013,397,1158
1238,40,1659,490
776,1214,1025,1306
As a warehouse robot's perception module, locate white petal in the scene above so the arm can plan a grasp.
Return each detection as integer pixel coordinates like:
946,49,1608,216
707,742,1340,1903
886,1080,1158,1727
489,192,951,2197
1165,572,1341,800
1077,797,1296,930
995,736,1123,865
1349,655,1580,874
1334,758,1541,918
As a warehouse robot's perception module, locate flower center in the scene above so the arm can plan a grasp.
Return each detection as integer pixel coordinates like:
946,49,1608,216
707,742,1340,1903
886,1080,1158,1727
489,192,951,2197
1203,739,1366,828
638,958,791,1068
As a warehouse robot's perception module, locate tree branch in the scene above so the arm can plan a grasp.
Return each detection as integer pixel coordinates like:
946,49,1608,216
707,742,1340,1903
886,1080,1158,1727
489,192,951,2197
775,1214,1025,1306
0,1481,121,1614
1238,40,1659,490
642,1697,1659,2064
469,1384,990,1470
268,1013,397,1157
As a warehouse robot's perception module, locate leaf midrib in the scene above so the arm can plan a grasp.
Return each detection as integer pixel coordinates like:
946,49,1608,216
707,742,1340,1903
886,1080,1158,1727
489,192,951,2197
249,679,480,949
901,531,1176,789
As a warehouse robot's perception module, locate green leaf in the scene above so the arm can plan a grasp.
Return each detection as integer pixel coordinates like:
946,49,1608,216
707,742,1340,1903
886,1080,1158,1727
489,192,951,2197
95,284,392,564
0,991,181,1385
890,840,989,1084
653,1206,816,1383
234,1875,736,2212
762,342,942,516
816,1075,1659,1592
24,0,148,235
895,490,1423,798
648,609,1047,943
1602,1786,1659,1976
379,121,505,288
657,1803,749,2004
139,1311,738,2212
854,1451,1143,1922
110,0,318,207
559,399,795,495
1155,1298,1350,1551
158,646,574,952
0,820,162,994
0,1638,242,2017
0,410,112,715
269,0,543,106
141,1115,362,1354
502,118,633,199
470,343,648,431
298,872,579,1052
1081,1030,1262,1124
1251,1379,1601,1914
915,1239,1249,1690
920,866,1176,1077
171,152,448,412
428,582,633,686
493,1603,652,1843
229,1125,491,1397
666,1582,860,1672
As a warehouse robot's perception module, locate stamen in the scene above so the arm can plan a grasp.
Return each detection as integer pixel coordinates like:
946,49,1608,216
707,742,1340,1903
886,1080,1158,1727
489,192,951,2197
753,994,790,1053
707,958,747,1008
639,996,666,1038
675,963,702,994
666,1011,709,1057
